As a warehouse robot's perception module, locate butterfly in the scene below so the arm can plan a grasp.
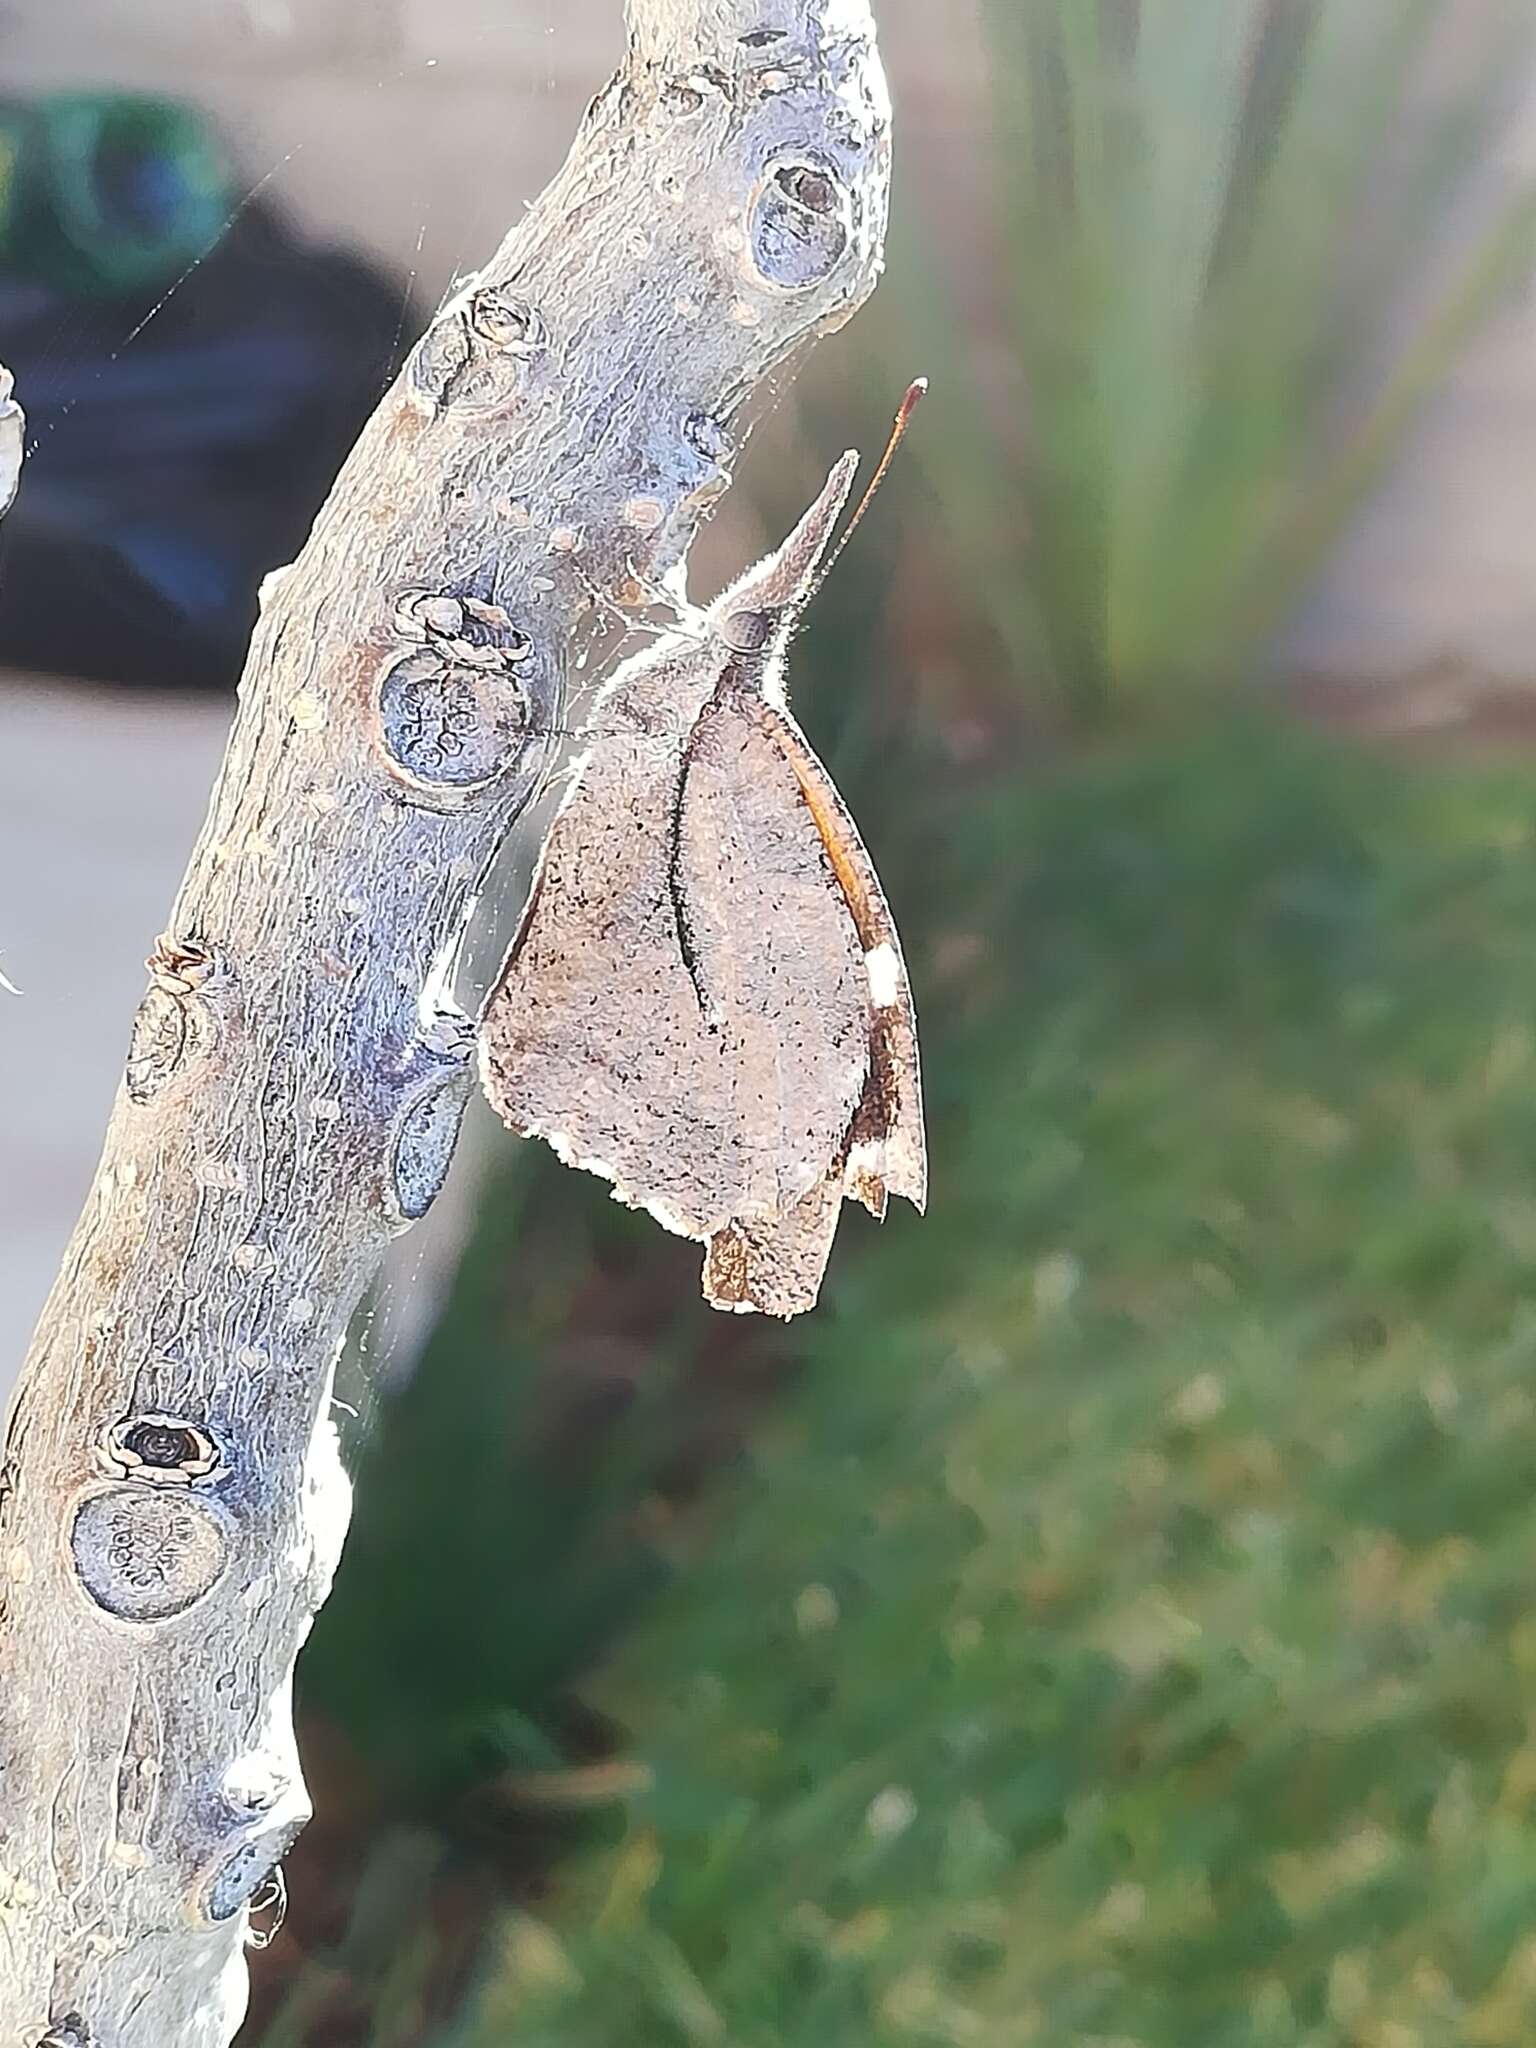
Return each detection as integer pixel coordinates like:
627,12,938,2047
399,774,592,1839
478,387,928,1317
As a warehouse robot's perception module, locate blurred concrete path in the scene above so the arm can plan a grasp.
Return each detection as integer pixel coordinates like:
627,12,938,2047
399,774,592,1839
0,674,230,1396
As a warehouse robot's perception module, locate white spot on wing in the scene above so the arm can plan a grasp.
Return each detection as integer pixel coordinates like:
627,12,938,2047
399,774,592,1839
865,942,901,1008
845,1138,885,1181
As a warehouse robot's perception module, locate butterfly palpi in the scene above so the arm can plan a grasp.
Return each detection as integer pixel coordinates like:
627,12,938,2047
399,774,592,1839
479,388,928,1317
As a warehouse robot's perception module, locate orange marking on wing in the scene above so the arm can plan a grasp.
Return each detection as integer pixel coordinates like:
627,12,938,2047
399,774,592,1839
747,702,884,946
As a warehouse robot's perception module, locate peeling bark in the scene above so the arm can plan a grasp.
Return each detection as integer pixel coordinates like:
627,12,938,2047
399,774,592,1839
0,4,891,2040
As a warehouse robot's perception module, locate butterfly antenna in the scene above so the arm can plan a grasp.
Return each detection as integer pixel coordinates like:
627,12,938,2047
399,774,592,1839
811,377,927,599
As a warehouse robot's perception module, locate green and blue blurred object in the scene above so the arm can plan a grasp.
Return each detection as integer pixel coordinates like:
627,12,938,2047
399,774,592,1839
0,107,26,260
0,91,417,689
0,93,235,296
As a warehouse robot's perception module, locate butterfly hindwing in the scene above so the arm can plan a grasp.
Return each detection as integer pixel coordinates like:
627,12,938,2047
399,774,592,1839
479,673,752,1239
704,1166,846,1318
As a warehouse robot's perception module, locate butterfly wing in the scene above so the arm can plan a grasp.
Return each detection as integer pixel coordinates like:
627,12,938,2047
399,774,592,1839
703,1167,846,1318
672,687,870,1222
676,689,925,1316
743,695,928,1220
481,667,924,1319
479,700,754,1239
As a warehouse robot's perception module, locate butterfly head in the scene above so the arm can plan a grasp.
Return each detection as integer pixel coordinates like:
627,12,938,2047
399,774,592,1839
709,381,927,664
712,450,860,659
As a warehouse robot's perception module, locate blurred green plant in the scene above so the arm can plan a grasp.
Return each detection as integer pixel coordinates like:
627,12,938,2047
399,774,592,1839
899,0,1536,724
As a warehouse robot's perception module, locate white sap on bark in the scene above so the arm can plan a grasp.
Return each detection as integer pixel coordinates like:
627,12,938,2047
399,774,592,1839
0,2,892,2040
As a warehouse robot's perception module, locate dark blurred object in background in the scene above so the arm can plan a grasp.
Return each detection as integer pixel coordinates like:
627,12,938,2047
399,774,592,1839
0,94,418,690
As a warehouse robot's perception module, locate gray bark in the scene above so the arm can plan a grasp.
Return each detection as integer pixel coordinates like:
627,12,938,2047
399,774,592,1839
0,366,21,521
0,3,891,2040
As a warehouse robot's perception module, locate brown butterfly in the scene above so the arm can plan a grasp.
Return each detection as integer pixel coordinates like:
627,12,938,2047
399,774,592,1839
479,388,927,1317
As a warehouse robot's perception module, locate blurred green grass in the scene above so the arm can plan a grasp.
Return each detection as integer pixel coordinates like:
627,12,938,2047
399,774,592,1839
261,703,1536,2048
446,717,1536,2048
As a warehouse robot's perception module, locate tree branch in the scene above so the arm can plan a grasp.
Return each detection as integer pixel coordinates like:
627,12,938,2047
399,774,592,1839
0,3,890,2039
0,366,21,520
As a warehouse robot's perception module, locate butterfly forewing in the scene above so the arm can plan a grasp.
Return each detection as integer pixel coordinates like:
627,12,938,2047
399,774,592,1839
744,695,927,1218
